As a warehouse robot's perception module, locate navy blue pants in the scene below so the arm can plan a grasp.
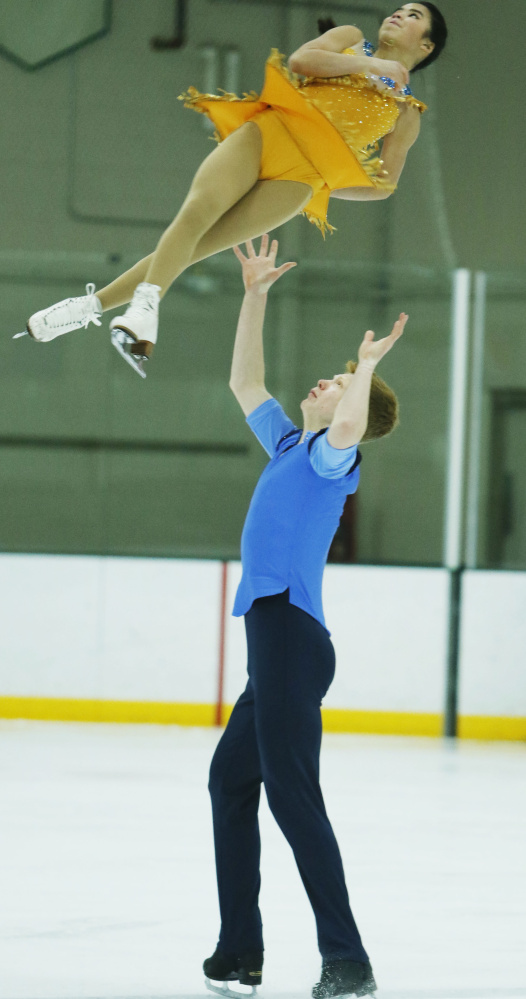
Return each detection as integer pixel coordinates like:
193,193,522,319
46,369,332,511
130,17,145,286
208,591,369,963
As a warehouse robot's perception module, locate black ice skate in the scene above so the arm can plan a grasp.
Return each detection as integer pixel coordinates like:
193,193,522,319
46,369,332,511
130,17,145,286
204,947,263,997
312,958,377,998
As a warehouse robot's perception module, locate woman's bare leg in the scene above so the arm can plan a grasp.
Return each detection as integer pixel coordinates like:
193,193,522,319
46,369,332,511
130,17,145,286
189,179,312,263
25,135,312,348
143,122,263,294
96,121,262,311
97,254,153,311
96,179,311,311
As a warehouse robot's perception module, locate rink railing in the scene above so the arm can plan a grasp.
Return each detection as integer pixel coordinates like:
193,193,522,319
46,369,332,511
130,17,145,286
0,553,525,741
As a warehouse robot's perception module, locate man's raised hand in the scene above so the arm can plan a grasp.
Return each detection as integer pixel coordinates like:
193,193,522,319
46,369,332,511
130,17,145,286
233,235,297,294
358,312,408,369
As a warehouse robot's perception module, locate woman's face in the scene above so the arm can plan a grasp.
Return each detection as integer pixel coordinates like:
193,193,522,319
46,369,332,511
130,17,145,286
379,4,434,61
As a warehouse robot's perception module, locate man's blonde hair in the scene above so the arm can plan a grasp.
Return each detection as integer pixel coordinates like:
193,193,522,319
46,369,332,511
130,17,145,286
345,360,400,442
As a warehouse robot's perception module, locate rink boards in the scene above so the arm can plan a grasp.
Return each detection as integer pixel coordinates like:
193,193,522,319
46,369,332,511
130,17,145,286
0,553,525,740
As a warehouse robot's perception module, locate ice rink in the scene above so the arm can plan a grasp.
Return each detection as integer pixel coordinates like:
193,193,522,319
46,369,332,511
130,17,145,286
0,720,525,999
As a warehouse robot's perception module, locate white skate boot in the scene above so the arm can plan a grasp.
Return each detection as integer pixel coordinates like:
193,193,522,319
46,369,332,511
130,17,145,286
109,281,161,379
15,283,102,342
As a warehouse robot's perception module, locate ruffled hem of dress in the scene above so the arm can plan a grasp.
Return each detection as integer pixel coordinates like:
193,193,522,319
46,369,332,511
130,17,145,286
301,210,337,238
179,84,261,107
178,84,261,143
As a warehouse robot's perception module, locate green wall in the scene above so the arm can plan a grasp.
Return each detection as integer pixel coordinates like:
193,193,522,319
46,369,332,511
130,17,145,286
0,0,524,564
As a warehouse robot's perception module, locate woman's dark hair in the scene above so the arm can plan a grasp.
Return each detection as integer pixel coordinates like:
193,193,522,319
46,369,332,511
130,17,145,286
318,17,336,34
317,5,447,72
411,2,447,72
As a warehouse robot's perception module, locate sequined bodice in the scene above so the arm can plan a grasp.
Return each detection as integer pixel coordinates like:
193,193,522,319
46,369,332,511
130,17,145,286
298,40,418,152
300,77,400,149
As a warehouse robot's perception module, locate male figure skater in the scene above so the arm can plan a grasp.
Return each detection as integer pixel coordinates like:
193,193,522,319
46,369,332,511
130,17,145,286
204,235,406,999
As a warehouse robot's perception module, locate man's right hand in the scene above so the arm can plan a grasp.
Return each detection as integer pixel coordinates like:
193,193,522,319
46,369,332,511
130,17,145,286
233,235,297,295
357,313,408,370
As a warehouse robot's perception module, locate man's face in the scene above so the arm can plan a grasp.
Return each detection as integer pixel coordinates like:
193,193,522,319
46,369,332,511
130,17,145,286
379,4,433,58
301,372,352,425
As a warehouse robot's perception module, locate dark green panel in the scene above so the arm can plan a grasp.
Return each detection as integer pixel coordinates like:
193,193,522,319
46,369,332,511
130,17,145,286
0,445,105,553
0,440,263,557
103,450,257,558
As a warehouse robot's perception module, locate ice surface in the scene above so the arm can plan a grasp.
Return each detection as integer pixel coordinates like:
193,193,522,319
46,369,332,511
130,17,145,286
0,721,525,999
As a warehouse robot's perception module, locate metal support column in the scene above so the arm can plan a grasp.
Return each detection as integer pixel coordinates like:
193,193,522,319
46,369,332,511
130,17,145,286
443,269,471,737
465,272,487,569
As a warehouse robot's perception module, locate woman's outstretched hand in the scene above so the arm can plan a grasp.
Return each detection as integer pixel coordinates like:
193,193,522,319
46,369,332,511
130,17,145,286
358,313,408,368
233,235,297,294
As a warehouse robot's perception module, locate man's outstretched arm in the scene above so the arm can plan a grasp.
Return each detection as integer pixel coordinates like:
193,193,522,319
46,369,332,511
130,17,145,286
328,313,408,449
230,236,296,417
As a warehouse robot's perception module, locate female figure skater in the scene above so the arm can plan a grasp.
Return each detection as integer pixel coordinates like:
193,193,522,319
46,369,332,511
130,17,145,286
21,3,446,376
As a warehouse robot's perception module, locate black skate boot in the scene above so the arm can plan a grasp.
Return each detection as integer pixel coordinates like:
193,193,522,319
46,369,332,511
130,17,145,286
312,958,377,998
204,947,263,996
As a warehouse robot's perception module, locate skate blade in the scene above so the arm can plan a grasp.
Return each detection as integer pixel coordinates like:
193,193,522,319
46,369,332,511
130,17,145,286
14,324,39,341
205,978,258,998
111,328,147,379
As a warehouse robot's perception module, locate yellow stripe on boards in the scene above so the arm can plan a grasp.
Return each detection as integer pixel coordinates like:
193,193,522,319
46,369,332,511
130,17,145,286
0,697,524,741
216,706,443,735
458,715,526,741
0,696,215,727
321,708,443,737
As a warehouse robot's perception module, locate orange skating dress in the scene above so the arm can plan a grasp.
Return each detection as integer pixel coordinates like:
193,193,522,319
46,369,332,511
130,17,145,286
180,42,427,236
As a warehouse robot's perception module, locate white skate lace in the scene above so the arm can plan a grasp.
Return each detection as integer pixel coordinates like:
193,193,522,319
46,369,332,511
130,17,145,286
83,283,102,327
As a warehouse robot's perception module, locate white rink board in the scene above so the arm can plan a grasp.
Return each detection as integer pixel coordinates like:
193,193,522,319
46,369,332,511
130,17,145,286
0,554,220,704
99,556,220,702
223,560,248,705
323,564,449,712
1,554,526,720
225,563,450,713
459,570,526,717
0,554,102,699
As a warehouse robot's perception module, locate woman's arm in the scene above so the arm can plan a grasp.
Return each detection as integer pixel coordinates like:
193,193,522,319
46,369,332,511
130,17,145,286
289,25,409,89
330,104,421,201
289,25,366,77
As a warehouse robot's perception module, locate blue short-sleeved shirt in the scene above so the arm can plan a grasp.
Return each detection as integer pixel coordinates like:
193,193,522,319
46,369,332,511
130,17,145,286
233,398,361,630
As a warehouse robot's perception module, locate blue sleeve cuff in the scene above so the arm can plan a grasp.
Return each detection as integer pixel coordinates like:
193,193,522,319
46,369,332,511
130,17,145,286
309,433,359,479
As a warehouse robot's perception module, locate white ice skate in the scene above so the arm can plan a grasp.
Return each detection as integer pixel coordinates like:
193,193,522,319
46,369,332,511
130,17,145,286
205,979,258,998
15,283,102,342
109,281,161,379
